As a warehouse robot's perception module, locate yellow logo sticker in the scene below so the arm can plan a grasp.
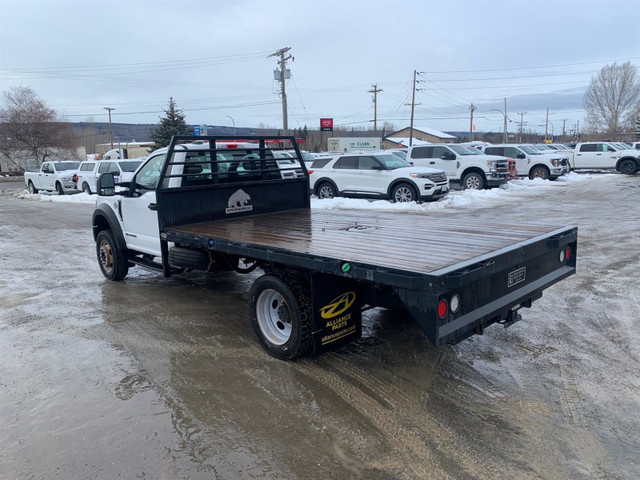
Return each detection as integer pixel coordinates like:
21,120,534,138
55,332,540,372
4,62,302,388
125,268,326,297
319,292,356,319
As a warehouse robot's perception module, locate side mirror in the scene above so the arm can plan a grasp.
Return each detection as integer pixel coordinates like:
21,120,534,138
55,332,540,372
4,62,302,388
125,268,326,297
370,165,383,170
97,173,116,196
608,147,616,152
442,153,456,160
516,153,526,159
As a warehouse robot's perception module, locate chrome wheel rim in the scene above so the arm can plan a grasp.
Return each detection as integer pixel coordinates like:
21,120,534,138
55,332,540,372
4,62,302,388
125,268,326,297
465,176,481,189
533,169,547,179
256,289,292,345
98,239,114,274
318,185,334,199
394,186,413,202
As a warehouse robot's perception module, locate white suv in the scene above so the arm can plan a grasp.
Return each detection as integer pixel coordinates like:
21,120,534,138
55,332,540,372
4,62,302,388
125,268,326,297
309,152,449,202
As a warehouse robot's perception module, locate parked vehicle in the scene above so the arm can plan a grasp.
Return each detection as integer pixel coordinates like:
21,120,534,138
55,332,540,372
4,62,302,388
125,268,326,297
91,135,577,360
406,144,510,189
75,161,99,193
569,142,640,174
96,159,144,185
482,144,569,180
309,151,449,202
24,161,81,195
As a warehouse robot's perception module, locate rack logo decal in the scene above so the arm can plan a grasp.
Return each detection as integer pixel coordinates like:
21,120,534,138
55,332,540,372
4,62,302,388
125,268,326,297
226,189,253,214
319,292,356,320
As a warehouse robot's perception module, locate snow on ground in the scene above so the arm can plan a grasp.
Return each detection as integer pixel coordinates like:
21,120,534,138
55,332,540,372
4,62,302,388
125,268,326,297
13,172,608,212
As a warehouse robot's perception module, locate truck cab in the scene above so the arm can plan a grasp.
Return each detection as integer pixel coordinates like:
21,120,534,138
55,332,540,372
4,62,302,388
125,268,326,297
406,143,510,189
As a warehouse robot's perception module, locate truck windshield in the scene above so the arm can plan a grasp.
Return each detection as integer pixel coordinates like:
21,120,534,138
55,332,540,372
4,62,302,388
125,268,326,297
54,162,80,171
449,145,481,155
518,145,541,155
372,154,412,169
119,161,143,172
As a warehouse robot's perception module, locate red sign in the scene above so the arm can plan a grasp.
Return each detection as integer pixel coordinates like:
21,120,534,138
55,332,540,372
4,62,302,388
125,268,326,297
320,118,333,131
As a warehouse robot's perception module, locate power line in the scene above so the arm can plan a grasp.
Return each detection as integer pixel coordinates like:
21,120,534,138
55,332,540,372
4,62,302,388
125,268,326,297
421,56,640,74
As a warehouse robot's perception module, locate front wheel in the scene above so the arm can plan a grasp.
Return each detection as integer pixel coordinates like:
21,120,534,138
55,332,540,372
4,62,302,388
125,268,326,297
82,182,92,194
618,159,638,175
391,182,418,202
249,274,312,360
529,166,550,180
56,182,64,195
28,181,38,194
461,172,486,190
96,230,129,281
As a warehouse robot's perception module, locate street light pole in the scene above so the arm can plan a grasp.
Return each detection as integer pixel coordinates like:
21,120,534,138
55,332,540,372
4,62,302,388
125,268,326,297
226,115,236,136
104,107,115,149
490,108,507,143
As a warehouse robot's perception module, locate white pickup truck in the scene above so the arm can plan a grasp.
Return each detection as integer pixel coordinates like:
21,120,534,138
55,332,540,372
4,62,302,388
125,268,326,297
24,161,81,195
570,142,640,174
482,144,569,180
406,144,510,189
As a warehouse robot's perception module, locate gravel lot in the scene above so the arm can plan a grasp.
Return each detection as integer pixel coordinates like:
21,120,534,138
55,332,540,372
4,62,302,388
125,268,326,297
1,174,638,479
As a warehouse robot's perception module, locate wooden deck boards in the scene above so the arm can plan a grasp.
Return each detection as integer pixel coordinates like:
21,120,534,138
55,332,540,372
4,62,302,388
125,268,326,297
168,209,560,274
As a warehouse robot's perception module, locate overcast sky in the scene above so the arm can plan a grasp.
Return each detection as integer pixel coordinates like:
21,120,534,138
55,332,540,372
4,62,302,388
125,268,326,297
1,0,639,137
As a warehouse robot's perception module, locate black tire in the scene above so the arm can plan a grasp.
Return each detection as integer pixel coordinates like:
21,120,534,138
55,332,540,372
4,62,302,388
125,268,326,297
529,165,550,180
28,181,38,194
249,274,312,360
56,182,64,195
96,230,129,281
461,171,486,190
391,182,418,202
617,158,638,175
82,182,92,194
316,182,336,199
168,246,210,271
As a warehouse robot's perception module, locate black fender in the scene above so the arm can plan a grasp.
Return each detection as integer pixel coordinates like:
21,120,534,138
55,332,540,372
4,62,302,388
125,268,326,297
314,177,339,195
387,179,421,197
92,203,127,252
616,156,639,172
460,167,487,180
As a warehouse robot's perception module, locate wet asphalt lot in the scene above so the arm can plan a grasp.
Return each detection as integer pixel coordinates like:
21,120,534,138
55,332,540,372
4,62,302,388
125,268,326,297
1,175,639,479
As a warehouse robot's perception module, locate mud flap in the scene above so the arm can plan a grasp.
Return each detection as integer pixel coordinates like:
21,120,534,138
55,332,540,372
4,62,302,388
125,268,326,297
311,273,362,354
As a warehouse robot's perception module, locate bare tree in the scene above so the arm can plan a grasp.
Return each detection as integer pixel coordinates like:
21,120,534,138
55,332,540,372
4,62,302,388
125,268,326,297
583,62,640,135
0,86,79,171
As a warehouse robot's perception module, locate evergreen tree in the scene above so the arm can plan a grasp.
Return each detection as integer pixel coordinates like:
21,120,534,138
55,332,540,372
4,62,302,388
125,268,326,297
151,97,192,148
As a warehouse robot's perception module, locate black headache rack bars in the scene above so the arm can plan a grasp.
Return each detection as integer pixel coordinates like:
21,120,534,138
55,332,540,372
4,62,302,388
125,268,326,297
155,135,310,276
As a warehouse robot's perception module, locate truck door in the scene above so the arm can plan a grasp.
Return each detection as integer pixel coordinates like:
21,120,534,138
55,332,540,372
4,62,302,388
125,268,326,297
40,163,53,190
504,147,528,176
431,146,458,178
119,153,166,256
574,143,598,168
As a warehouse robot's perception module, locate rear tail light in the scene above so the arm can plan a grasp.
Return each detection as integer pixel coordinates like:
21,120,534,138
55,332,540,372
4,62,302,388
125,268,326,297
438,299,448,318
308,170,314,175
565,246,572,260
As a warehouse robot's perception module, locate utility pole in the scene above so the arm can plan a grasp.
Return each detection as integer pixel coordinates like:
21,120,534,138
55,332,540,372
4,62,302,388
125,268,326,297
561,118,568,142
268,47,292,135
369,84,382,135
469,103,476,141
545,108,549,141
406,70,419,146
504,98,508,143
576,120,580,142
103,107,115,149
517,111,527,143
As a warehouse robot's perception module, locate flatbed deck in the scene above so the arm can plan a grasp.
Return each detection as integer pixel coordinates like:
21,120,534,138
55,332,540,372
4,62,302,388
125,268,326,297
167,208,565,276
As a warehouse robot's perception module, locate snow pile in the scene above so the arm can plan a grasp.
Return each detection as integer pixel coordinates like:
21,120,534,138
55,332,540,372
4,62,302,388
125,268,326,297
15,190,96,205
